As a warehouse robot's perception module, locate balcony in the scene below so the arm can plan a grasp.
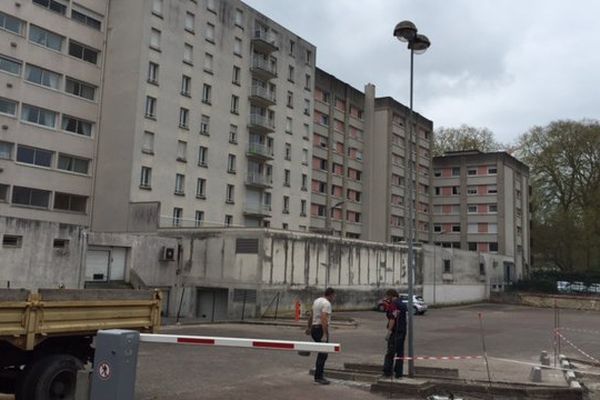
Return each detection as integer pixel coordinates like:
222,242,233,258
252,29,278,53
251,56,277,80
248,113,275,134
246,172,273,188
249,84,276,107
243,203,272,218
246,143,274,160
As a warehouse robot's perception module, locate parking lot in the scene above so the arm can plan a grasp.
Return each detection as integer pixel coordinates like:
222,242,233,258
134,303,600,399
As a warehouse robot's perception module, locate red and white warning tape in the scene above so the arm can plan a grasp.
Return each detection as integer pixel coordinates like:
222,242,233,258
395,355,483,361
555,330,600,364
139,333,341,353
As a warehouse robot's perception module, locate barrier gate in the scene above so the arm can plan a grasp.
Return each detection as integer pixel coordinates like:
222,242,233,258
89,329,341,400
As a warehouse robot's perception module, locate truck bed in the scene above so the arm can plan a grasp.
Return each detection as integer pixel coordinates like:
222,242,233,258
0,289,161,351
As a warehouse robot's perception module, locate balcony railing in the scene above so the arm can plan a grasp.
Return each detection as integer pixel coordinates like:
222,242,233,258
249,113,275,132
243,202,272,217
247,142,274,159
251,57,277,77
252,29,278,52
246,172,273,187
250,84,276,104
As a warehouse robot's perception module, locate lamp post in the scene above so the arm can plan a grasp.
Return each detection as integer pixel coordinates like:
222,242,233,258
433,230,447,306
325,200,345,235
393,20,430,378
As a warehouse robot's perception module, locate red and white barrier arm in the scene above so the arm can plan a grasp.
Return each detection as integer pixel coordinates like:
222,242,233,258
395,355,483,361
139,333,341,353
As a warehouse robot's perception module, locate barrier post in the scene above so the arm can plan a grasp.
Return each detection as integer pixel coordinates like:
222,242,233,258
295,299,301,321
90,330,139,400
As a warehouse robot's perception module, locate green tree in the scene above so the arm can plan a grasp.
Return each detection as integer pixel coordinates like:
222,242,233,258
433,124,503,156
518,119,600,272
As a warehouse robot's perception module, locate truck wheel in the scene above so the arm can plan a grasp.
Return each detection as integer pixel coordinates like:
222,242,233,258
16,354,83,400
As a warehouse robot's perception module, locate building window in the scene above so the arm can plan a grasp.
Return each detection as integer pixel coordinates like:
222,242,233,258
283,196,290,213
467,186,477,195
2,234,22,248
231,95,239,114
145,96,157,119
226,184,235,203
234,37,242,56
234,9,243,27
284,169,290,186
65,77,96,100
467,223,478,233
467,168,477,176
0,141,13,159
229,125,238,143
58,154,89,174
225,215,233,226
305,49,312,65
0,55,22,75
488,166,497,175
467,205,477,213
21,104,57,128
488,185,497,194
304,99,311,116
232,66,241,85
303,123,310,139
149,28,161,50
301,174,307,191
489,223,498,234
12,186,51,208
140,167,152,189
200,115,210,136
71,8,102,30
287,91,293,108
185,12,195,32
25,64,61,90
489,242,499,252
468,242,477,251
142,132,154,154
195,211,204,227
68,41,99,64
0,97,17,116
288,65,295,82
206,23,215,43
173,208,183,226
489,204,498,213
284,117,292,133
452,186,460,195
285,143,291,160
29,25,64,51
183,43,193,64
198,146,207,166
302,149,308,165
289,39,295,56
305,74,311,90
204,53,213,73
152,0,163,16
196,178,206,198
452,167,460,176
207,0,216,13
0,184,9,202
62,115,93,136
16,145,53,167
177,140,187,162
181,75,191,96
202,84,212,104
227,154,236,173
300,200,307,216
175,174,185,195
452,225,461,233
179,108,189,129
33,0,67,14
443,260,452,274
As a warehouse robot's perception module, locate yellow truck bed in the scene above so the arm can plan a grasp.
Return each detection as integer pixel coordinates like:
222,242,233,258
0,289,161,351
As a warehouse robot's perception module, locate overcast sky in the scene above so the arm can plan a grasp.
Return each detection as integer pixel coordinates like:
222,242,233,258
244,0,600,144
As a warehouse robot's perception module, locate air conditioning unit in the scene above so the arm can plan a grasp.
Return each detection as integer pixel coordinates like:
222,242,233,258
160,246,176,261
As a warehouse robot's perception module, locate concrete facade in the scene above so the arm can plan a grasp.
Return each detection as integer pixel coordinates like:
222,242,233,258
0,0,108,225
92,0,316,232
432,150,531,278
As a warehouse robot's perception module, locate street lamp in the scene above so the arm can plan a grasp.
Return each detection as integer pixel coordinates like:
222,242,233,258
324,200,345,235
393,20,430,378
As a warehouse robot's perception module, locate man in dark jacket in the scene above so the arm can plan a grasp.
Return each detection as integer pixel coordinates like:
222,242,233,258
382,289,407,378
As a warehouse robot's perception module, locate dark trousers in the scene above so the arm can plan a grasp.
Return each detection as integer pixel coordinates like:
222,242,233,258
383,331,406,378
311,325,328,380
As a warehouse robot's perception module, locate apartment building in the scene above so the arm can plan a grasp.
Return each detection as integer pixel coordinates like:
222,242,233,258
432,150,531,275
90,0,316,232
0,0,107,226
310,69,434,243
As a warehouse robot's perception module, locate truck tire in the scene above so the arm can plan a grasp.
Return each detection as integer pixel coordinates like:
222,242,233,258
16,354,83,400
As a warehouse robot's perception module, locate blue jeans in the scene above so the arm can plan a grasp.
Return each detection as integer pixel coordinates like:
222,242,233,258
383,331,406,378
311,325,328,380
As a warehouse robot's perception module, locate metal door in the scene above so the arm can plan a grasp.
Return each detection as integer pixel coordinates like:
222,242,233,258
85,250,110,281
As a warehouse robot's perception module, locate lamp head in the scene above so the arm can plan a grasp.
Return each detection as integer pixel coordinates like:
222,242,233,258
410,34,431,54
394,20,417,42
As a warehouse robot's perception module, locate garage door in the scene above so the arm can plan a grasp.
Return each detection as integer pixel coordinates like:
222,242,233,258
85,250,110,281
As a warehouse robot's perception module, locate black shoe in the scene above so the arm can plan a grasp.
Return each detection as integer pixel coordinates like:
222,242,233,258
315,378,331,385
394,375,403,380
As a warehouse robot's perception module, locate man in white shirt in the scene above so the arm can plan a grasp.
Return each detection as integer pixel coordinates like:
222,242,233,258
306,287,335,385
